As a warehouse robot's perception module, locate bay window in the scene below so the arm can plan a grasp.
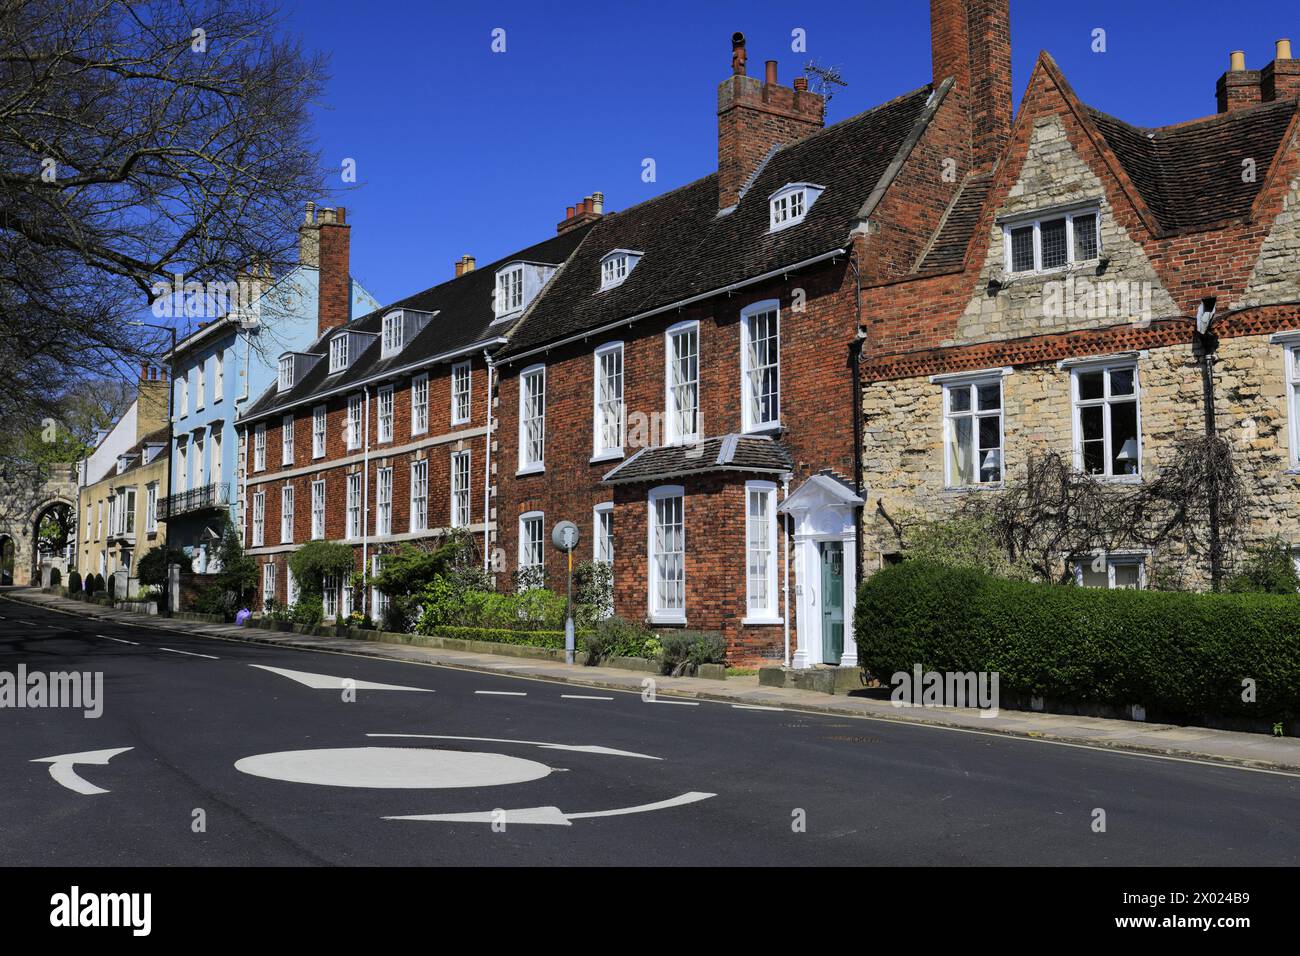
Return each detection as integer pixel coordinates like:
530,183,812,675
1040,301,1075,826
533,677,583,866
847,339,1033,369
648,485,685,622
744,481,778,622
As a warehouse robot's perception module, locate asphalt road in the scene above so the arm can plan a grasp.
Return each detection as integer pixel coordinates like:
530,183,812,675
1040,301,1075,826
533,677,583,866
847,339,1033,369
1,595,1297,866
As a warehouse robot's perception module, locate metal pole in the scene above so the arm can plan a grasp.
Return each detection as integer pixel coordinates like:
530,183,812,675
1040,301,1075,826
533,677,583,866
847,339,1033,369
565,548,574,665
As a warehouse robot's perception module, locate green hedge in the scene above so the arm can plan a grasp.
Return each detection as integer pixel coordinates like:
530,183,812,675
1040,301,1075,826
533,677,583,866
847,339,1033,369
855,560,1300,721
421,626,594,652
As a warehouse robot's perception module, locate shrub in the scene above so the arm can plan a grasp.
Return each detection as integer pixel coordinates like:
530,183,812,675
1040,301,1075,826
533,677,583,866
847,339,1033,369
415,586,567,634
855,559,1300,722
49,567,61,587
292,596,324,629
584,616,659,663
93,573,105,593
287,540,354,598
137,546,189,587
265,600,294,624
1225,537,1300,594
106,575,116,600
67,570,81,594
659,630,727,675
574,561,613,627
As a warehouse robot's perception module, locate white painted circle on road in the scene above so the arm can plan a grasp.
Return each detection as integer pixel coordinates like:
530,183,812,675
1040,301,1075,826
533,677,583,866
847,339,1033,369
235,747,553,789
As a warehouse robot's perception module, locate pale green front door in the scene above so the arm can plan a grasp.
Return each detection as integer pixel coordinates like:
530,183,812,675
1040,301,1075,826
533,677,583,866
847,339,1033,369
820,541,844,664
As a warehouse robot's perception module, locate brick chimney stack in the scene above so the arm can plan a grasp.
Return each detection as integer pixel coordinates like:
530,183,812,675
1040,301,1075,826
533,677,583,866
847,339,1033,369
931,0,1012,172
312,205,352,335
135,363,169,440
1262,38,1300,103
716,33,824,209
557,192,605,234
454,254,477,277
1217,50,1263,112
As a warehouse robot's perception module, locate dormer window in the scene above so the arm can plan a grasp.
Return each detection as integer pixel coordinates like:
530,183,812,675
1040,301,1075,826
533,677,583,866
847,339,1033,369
278,356,294,391
495,264,525,317
599,250,642,291
1003,207,1101,275
382,312,404,357
329,334,349,373
769,183,824,232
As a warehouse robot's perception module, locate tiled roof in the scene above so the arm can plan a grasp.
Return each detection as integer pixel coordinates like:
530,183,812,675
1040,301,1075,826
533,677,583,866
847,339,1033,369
240,226,592,421
601,434,792,485
1087,99,1296,233
500,86,937,358
915,172,993,272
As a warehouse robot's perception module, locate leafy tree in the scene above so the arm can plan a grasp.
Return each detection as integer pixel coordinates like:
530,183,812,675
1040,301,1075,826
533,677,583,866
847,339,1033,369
137,546,190,587
212,527,257,609
1225,538,1300,594
287,540,355,599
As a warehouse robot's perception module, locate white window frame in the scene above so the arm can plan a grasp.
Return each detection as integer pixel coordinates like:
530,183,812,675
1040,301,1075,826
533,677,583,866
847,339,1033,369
312,405,327,459
382,313,404,357
346,472,362,540
253,423,266,472
1070,361,1141,480
280,485,294,543
599,250,641,291
1073,552,1147,589
375,467,392,535
281,414,294,465
592,341,625,460
1285,341,1300,468
145,483,157,533
647,485,686,624
278,356,294,392
518,511,544,578
287,566,299,606
196,362,205,410
211,430,222,485
411,373,429,435
495,264,525,317
371,555,388,622
262,562,276,608
329,334,349,373
740,301,781,433
769,183,824,232
451,361,472,425
941,375,1005,488
251,491,265,547
311,480,326,540
518,364,546,473
122,487,136,536
593,502,614,565
450,450,471,529
1002,206,1102,275
194,433,205,487
346,394,362,450
744,480,780,623
214,351,224,401
410,459,428,532
665,321,700,444
179,377,189,416
322,574,339,619
377,385,394,443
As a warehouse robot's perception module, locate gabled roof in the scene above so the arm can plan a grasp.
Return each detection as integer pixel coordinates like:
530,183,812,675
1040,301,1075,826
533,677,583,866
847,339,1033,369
602,434,792,485
239,226,592,422
500,85,939,359
1087,99,1296,233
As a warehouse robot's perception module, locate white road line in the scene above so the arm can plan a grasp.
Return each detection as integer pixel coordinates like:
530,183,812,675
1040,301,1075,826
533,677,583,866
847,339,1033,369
649,699,699,706
562,694,614,700
159,647,219,660
732,704,784,711
475,690,526,696
99,635,139,646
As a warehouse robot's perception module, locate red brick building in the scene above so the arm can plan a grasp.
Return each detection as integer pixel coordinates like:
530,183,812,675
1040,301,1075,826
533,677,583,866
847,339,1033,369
855,35,1300,591
491,0,1014,666
236,225,589,622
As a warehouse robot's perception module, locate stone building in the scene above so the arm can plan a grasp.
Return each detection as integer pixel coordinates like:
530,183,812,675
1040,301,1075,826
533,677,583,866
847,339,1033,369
858,40,1300,589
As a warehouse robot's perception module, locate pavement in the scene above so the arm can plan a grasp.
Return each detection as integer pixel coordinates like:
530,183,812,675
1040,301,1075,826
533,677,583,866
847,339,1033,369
2,587,1299,865
9,587,1300,773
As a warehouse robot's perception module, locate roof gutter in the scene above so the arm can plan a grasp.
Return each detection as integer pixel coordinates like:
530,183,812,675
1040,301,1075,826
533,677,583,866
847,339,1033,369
499,247,849,366
238,335,508,426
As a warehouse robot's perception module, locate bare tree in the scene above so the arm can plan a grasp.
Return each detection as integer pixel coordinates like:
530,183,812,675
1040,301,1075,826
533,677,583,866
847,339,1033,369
0,0,329,432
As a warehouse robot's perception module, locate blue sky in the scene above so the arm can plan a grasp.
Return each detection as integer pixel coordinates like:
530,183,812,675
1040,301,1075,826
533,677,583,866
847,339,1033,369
286,0,1299,306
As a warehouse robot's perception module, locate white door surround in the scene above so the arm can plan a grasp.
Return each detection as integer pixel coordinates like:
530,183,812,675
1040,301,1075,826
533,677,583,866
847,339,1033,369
778,474,863,670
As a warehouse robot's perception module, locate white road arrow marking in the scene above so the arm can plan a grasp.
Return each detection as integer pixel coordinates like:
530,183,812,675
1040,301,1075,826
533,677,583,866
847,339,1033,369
368,733,661,761
32,747,133,796
384,791,716,826
249,665,433,692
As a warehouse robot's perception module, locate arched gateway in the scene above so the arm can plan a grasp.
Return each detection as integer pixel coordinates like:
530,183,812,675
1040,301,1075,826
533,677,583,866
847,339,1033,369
0,463,78,587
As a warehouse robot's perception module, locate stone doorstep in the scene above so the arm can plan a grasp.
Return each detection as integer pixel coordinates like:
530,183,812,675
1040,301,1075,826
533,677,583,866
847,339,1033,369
7,588,1300,774
759,665,864,695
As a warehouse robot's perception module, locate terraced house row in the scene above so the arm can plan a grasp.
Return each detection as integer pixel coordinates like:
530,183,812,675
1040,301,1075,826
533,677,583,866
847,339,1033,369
235,0,1300,667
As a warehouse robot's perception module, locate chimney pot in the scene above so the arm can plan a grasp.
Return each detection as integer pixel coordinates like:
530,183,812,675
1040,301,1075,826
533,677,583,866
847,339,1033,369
566,205,575,219
765,60,778,85
304,200,316,224
793,76,808,92
731,32,747,76
454,260,464,277
1279,38,1294,60
463,255,475,273
592,192,604,214
1230,50,1246,72
336,206,346,224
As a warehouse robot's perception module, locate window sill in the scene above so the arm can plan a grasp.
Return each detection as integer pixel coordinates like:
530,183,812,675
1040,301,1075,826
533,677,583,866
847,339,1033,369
742,616,783,626
590,450,625,464
942,482,1004,493
743,423,782,437
516,464,545,477
648,613,686,626
450,419,470,428
1093,474,1143,485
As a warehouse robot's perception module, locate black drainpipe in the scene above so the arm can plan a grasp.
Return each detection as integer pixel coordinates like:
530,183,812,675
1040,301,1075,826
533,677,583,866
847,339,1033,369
1194,297,1222,589
848,247,866,582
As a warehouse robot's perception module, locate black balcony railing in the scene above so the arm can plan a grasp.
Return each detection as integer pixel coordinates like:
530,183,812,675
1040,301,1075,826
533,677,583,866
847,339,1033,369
158,482,232,521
